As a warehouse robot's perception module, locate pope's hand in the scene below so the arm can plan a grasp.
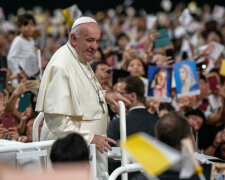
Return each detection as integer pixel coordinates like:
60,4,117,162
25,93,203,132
91,135,116,153
105,91,131,112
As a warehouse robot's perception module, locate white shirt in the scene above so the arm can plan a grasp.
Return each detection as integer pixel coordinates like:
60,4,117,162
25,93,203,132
7,36,38,76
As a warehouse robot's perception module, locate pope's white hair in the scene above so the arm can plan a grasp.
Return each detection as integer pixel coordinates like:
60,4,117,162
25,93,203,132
70,25,81,39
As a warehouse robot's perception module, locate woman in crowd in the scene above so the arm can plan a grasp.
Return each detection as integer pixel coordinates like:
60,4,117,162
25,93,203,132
122,57,149,97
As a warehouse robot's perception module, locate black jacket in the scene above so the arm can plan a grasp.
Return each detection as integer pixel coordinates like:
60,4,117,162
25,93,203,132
107,108,158,146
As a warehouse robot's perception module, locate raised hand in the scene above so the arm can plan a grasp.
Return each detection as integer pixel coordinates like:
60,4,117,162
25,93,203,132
147,98,160,114
155,54,174,68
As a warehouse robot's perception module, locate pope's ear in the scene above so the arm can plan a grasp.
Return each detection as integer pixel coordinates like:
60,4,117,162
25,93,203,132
70,33,76,46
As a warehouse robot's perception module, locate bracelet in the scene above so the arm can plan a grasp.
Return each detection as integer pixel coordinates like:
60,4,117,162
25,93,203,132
211,143,218,149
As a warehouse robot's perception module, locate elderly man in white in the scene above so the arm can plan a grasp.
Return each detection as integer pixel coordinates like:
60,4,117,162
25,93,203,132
35,17,129,178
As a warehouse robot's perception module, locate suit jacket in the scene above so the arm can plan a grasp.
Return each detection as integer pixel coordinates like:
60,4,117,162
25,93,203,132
107,108,158,146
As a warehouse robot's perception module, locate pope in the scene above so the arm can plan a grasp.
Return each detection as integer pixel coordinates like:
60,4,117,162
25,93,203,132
35,16,130,177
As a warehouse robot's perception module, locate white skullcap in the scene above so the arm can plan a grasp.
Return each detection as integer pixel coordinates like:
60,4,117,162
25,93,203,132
71,16,97,30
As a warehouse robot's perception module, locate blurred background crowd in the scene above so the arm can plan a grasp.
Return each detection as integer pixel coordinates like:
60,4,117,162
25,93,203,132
0,0,225,163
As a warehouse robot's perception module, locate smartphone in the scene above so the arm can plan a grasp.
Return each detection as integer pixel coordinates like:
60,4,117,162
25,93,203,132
30,80,41,89
154,28,171,48
0,71,6,93
18,92,32,112
0,56,7,69
166,48,175,60
2,112,14,129
208,76,218,94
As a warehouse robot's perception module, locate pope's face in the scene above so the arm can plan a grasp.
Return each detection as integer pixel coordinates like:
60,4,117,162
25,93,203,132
74,23,101,62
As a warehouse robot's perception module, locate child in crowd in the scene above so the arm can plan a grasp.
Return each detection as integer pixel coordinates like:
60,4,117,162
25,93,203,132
7,13,39,87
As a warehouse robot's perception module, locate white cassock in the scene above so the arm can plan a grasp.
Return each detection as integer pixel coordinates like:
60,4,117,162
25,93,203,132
35,42,108,178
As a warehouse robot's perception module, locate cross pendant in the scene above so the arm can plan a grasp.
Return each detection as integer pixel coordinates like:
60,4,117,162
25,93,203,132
99,99,105,114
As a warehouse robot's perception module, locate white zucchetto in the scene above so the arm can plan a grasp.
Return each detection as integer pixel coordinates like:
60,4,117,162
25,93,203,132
71,16,97,30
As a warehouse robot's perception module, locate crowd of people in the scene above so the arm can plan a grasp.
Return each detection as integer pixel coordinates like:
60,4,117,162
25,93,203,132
0,1,225,179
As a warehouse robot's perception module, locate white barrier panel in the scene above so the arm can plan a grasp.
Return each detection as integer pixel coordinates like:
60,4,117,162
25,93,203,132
0,140,55,153
16,149,47,160
89,144,97,180
108,147,121,159
108,163,142,180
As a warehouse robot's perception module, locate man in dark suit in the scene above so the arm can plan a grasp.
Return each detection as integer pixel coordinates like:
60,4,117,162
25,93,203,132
107,76,158,147
107,76,158,179
132,111,211,180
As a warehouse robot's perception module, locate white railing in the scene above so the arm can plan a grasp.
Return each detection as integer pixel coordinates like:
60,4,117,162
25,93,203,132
27,101,133,180
118,101,128,180
32,112,44,142
108,163,142,180
0,140,55,153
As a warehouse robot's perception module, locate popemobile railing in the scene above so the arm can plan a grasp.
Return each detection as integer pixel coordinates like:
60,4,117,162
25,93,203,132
0,101,142,180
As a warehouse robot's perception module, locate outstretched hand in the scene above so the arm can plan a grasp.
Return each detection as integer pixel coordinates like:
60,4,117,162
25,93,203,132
91,135,116,153
147,98,160,114
105,91,131,112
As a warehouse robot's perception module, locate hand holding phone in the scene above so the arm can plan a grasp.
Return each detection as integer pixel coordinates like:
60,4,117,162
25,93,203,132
6,127,19,140
154,28,171,48
165,48,175,60
14,79,33,96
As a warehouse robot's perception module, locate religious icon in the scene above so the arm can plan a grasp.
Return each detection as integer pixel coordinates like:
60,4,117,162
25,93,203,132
148,65,172,102
174,60,200,97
